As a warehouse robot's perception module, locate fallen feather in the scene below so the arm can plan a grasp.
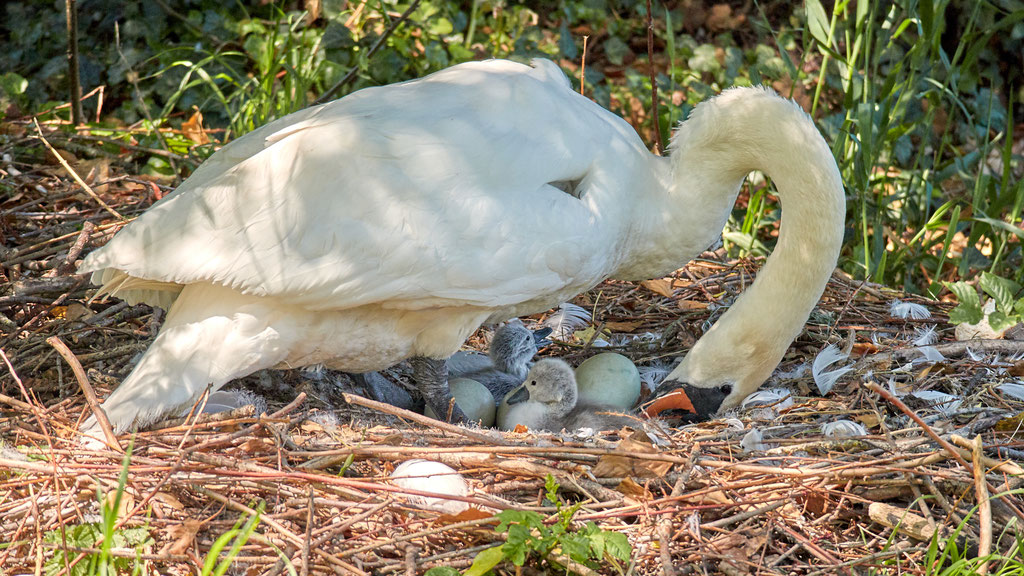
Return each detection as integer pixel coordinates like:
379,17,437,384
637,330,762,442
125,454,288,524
910,390,962,415
890,299,931,320
542,303,592,340
812,344,853,396
821,420,868,438
741,388,794,410
997,383,1024,402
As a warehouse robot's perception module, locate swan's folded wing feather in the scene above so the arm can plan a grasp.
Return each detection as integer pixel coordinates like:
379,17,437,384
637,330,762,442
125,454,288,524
80,60,647,311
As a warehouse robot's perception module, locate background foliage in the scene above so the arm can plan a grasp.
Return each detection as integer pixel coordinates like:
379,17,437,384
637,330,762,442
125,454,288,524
2,0,1024,301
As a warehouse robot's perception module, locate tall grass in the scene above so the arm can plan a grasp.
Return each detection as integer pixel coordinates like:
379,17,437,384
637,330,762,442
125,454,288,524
802,0,1023,295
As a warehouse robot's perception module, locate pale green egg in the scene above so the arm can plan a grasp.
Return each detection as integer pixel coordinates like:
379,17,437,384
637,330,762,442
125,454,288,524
574,352,640,410
425,377,496,427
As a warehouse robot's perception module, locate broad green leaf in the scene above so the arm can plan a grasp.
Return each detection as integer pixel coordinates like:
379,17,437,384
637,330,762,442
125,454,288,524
592,530,632,562
0,72,28,97
945,282,983,325
980,272,1022,314
559,532,591,563
988,310,1020,333
603,36,630,66
503,525,531,566
424,568,459,576
805,0,831,49
463,546,505,576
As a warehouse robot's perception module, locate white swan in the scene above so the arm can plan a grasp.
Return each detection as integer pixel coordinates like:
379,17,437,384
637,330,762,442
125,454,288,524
498,358,636,432
77,58,844,437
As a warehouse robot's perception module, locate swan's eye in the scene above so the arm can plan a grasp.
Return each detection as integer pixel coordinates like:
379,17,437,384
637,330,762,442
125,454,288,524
719,384,733,395
530,380,537,386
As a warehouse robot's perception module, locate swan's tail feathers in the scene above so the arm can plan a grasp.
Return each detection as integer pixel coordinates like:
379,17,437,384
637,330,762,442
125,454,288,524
79,288,289,440
88,268,183,310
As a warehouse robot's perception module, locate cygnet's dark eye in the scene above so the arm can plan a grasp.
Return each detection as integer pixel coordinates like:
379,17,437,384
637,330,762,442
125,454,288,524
719,384,733,395
530,380,537,386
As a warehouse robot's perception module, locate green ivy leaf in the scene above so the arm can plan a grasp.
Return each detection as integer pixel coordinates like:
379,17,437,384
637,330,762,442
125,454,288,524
462,546,505,576
603,36,630,66
945,281,983,325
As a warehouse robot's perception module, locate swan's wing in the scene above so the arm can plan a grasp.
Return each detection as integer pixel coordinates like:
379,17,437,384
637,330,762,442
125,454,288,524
80,59,651,310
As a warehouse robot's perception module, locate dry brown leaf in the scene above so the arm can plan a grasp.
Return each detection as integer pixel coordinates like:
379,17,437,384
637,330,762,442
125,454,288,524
604,320,644,332
615,477,652,499
856,412,881,429
850,342,879,356
678,300,708,311
235,438,275,454
163,519,203,555
706,4,745,32
439,507,494,524
77,158,111,192
592,430,671,478
153,491,185,511
1010,361,1024,377
182,109,211,145
995,412,1024,435
641,278,674,297
105,489,133,519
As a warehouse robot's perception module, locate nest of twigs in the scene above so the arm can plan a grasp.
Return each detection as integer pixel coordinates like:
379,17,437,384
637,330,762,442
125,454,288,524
2,123,1024,575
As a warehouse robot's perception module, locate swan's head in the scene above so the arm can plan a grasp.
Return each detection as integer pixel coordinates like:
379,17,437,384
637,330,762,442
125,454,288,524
642,332,781,421
642,379,735,422
489,322,552,378
505,358,577,414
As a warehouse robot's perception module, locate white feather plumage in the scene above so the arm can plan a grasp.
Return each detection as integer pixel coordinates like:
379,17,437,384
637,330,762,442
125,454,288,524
812,344,852,396
77,59,845,434
542,303,592,340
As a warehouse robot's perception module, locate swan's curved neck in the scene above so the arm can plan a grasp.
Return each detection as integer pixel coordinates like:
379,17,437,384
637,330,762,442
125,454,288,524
660,88,845,403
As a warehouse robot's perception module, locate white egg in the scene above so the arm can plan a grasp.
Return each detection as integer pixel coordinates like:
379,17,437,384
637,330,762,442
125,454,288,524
425,377,496,427
574,352,641,410
391,459,469,515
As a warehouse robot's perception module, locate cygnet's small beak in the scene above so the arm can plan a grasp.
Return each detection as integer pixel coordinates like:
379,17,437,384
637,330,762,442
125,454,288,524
532,327,553,349
506,386,530,405
642,380,730,422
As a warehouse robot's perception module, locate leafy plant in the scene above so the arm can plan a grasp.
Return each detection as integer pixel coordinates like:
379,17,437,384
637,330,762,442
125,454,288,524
432,475,631,576
945,272,1024,331
201,501,267,576
44,441,153,576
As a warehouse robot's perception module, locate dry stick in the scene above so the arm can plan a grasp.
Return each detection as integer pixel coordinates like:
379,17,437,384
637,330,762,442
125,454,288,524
184,392,307,453
645,0,662,154
45,336,120,451
197,487,367,576
316,0,423,104
0,349,75,575
973,435,992,575
580,35,589,96
777,524,850,575
301,487,314,576
341,392,513,446
65,0,83,126
31,120,124,221
864,381,1024,523
56,221,95,276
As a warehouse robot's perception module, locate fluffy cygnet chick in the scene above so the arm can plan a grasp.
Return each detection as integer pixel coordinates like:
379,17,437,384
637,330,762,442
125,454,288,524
498,359,637,432
448,322,552,403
